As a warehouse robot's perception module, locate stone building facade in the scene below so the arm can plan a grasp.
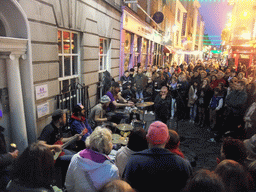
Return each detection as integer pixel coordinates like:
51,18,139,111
0,0,122,151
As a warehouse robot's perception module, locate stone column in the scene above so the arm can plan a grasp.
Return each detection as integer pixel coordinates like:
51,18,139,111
6,54,28,152
192,9,198,51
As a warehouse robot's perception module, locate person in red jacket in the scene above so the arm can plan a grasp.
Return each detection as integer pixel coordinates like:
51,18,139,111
165,130,185,159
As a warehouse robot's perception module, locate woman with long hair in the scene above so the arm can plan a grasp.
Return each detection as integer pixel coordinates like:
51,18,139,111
7,143,56,191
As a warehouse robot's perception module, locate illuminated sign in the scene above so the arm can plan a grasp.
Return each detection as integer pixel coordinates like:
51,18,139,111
240,54,250,59
123,10,162,44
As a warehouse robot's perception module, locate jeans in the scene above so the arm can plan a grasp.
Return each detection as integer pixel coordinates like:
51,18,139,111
190,104,197,121
171,98,176,118
136,91,144,102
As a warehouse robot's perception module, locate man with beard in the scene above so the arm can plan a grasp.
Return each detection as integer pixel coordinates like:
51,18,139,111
38,109,81,187
88,95,116,129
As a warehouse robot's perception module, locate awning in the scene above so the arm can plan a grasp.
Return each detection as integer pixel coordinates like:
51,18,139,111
163,46,175,54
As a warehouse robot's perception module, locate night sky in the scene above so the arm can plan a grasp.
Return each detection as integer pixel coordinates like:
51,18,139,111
199,1,233,46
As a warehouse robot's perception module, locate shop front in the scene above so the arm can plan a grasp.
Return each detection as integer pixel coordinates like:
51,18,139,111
120,7,163,75
230,45,256,69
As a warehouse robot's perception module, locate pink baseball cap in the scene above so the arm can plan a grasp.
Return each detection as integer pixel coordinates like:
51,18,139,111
146,121,169,145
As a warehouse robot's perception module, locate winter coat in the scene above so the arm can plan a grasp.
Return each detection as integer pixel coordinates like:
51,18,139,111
134,73,148,91
70,115,93,142
65,149,119,192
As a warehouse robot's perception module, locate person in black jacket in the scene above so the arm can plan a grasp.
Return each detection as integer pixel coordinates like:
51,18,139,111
176,73,190,121
154,86,171,124
0,110,19,191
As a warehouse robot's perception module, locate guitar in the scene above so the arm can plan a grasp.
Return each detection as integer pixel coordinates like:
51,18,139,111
53,128,88,161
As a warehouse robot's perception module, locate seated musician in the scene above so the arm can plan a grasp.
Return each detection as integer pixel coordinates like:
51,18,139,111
38,109,80,155
88,95,117,130
38,109,81,186
69,103,92,151
106,82,134,124
106,82,134,111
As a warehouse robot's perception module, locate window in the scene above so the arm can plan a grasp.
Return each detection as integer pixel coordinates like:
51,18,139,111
182,13,187,36
124,32,133,71
135,36,142,65
176,30,179,46
177,9,181,23
58,30,79,93
99,38,110,72
98,38,110,99
141,39,149,66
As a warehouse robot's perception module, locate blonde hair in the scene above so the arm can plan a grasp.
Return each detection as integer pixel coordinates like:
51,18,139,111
86,127,113,155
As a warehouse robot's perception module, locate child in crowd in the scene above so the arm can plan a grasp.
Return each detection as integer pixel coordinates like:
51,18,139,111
209,87,224,130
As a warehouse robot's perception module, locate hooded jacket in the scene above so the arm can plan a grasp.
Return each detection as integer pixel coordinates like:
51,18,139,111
70,114,93,142
65,149,119,192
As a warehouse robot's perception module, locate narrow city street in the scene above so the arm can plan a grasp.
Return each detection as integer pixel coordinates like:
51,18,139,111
144,113,221,171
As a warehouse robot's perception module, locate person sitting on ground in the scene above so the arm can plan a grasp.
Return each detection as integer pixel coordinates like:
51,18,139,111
6,143,58,192
38,109,80,187
115,128,148,177
183,169,225,192
88,95,115,130
154,86,171,124
122,121,192,192
215,159,251,192
70,103,92,151
65,127,119,192
165,130,184,159
99,180,134,192
38,109,80,153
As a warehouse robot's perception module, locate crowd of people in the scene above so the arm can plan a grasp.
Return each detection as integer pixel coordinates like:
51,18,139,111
120,59,256,142
2,58,256,191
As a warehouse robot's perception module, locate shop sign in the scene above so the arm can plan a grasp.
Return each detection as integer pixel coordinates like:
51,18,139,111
35,84,48,100
240,54,250,59
37,102,49,118
123,10,162,44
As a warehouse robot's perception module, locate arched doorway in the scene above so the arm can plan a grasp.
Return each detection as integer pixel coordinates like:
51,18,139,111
0,0,37,152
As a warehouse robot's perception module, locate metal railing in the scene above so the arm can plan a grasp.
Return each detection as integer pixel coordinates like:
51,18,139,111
56,83,90,119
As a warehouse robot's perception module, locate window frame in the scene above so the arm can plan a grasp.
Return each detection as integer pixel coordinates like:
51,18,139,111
58,29,80,93
99,37,111,73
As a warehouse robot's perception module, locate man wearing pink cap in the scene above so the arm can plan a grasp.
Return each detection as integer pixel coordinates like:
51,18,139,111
123,121,192,192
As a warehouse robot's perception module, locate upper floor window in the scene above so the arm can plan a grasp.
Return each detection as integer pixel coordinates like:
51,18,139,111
177,9,181,23
58,29,80,93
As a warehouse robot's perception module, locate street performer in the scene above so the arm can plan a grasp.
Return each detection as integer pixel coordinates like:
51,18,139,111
38,109,81,186
106,82,134,124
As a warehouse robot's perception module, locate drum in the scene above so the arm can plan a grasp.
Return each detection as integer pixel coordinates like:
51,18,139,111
131,120,146,131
